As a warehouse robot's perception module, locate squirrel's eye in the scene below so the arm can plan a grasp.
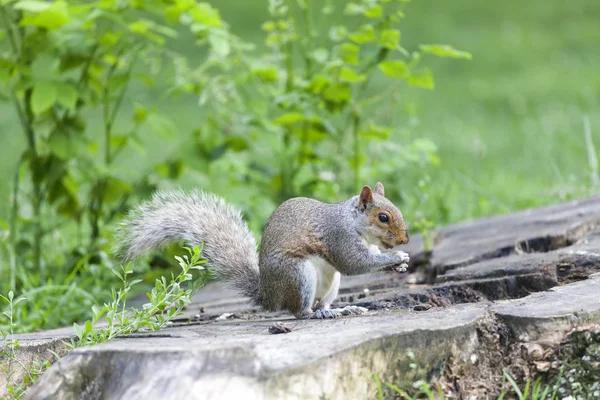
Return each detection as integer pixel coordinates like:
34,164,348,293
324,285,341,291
378,213,389,223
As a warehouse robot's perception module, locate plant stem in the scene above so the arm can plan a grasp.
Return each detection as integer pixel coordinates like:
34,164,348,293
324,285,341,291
90,52,131,244
9,157,23,291
294,0,314,186
25,88,44,273
345,48,389,189
103,77,114,167
4,6,43,272
3,7,26,276
351,110,361,189
299,0,314,79
0,6,20,56
280,41,295,201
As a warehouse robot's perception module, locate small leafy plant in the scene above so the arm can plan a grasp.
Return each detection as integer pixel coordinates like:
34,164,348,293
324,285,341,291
1,291,52,399
1,245,210,398
70,245,210,347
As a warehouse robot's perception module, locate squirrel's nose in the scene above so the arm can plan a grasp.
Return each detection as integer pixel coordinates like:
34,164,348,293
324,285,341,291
396,233,409,245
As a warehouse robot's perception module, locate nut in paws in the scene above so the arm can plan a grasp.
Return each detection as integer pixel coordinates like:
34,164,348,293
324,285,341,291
393,263,408,273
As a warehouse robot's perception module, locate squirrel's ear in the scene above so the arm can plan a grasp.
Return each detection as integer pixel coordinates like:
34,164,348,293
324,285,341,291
374,182,385,197
359,186,374,210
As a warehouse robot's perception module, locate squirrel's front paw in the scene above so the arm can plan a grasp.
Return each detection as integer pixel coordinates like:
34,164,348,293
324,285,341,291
393,250,410,262
392,250,409,272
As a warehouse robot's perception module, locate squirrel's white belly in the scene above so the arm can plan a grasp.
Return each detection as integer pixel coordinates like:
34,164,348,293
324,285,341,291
304,256,339,301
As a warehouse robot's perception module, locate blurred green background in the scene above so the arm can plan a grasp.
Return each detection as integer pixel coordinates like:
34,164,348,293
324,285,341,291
0,0,599,333
2,0,599,222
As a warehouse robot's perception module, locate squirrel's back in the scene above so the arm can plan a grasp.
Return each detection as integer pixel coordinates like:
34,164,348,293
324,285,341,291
260,198,325,260
259,197,358,262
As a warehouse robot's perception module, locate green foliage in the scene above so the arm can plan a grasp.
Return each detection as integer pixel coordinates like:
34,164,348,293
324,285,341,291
0,291,50,399
0,0,234,331
1,246,209,398
186,0,470,208
501,371,561,400
374,351,564,400
69,245,210,347
0,0,468,334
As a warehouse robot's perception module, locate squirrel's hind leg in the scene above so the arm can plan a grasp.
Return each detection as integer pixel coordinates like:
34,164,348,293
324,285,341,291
314,271,341,311
291,260,343,319
316,271,368,317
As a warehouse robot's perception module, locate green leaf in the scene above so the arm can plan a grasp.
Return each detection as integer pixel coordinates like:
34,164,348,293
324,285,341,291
225,136,249,152
164,0,195,22
31,54,58,80
378,60,409,79
343,2,364,16
361,123,391,140
56,84,78,110
419,44,472,60
323,82,351,102
208,28,231,58
374,374,384,400
307,75,330,93
99,31,121,47
128,20,149,34
274,112,305,125
104,176,133,203
134,103,148,124
84,320,93,335
136,73,155,87
62,174,79,196
190,2,222,27
261,21,276,32
329,25,347,42
407,69,434,89
147,114,177,138
310,48,328,63
251,66,279,83
19,0,70,30
504,372,523,398
110,134,128,150
12,296,26,306
339,67,366,83
339,43,360,65
349,24,374,44
73,322,83,340
13,0,50,12
289,118,330,143
47,131,76,159
165,159,185,179
379,29,401,49
31,80,58,114
364,6,382,18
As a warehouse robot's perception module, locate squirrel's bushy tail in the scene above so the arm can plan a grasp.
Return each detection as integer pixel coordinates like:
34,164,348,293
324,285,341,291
115,190,261,304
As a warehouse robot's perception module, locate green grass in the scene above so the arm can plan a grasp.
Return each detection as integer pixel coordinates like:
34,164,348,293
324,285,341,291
1,0,599,224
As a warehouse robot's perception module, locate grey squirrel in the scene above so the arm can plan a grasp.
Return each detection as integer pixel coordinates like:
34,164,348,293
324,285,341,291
115,182,410,319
